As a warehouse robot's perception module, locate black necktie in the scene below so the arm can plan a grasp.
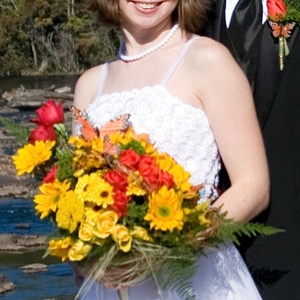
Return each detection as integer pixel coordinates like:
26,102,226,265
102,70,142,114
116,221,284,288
228,0,263,85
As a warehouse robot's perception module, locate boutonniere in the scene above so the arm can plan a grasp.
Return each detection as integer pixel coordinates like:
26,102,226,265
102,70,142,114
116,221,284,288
267,0,300,70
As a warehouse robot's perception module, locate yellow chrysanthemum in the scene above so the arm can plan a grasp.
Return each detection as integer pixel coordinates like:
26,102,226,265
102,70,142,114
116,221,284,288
34,180,71,219
84,206,101,225
74,174,90,202
12,140,55,175
48,236,73,262
88,173,114,207
56,190,84,233
75,173,114,207
68,136,91,149
144,186,184,232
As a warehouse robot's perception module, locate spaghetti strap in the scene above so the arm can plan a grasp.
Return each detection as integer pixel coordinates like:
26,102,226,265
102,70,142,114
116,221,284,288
96,63,108,97
161,36,200,86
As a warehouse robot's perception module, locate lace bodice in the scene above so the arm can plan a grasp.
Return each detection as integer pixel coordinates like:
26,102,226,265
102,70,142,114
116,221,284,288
85,85,221,199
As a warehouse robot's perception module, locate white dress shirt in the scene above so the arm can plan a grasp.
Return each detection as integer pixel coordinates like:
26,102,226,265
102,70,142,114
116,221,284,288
225,0,268,27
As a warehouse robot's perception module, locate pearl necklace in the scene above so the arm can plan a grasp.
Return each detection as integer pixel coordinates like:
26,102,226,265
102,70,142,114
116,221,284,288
118,24,179,62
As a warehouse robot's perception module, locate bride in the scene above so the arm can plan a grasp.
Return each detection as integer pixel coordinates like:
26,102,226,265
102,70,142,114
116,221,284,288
72,0,269,299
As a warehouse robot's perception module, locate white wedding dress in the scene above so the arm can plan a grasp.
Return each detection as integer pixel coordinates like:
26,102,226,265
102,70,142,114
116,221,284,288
76,38,262,300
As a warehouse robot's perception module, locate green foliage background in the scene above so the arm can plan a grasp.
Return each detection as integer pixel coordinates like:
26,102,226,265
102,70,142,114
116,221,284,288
0,0,121,76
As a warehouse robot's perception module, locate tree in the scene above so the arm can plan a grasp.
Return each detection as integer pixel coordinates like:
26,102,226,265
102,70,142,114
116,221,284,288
0,0,119,76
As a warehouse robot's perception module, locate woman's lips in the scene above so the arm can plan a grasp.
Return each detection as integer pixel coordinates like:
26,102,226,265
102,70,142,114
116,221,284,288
133,1,162,10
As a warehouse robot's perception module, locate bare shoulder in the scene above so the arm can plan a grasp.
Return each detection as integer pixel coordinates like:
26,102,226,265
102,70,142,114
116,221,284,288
73,64,104,110
186,35,239,72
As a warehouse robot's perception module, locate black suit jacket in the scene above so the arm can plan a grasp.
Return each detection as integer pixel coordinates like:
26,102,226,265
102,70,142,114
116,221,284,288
204,2,300,299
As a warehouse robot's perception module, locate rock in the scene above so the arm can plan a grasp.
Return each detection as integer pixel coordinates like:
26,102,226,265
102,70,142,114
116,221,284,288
0,234,47,252
15,223,31,229
2,85,73,109
0,273,15,294
21,263,47,273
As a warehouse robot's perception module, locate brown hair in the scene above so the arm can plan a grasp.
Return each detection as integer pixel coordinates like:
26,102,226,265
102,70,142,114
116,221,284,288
86,0,212,33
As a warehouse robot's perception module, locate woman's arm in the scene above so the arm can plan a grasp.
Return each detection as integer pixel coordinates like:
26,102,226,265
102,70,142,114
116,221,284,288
192,38,269,222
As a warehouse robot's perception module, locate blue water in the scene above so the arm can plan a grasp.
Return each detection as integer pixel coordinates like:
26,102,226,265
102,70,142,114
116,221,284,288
0,198,79,299
0,198,54,235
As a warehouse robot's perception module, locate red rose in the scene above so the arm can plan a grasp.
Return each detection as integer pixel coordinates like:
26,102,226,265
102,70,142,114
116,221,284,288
28,125,57,144
30,99,64,126
138,155,156,171
137,157,161,191
161,171,175,189
43,165,58,183
267,0,286,21
110,189,131,217
104,170,128,190
119,149,141,169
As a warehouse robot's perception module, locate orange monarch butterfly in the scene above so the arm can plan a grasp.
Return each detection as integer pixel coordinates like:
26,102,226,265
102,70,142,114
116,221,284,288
71,105,131,142
269,21,296,38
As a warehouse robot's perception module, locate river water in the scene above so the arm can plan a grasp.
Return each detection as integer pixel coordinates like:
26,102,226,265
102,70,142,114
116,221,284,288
0,75,81,299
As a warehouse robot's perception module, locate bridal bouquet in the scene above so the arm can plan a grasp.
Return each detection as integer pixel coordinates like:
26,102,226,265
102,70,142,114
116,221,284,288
2,100,278,300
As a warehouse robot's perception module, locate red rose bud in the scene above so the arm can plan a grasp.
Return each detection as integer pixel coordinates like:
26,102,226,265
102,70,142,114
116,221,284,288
28,125,57,144
119,149,141,169
267,0,286,21
43,165,58,183
104,170,128,190
110,189,131,217
32,99,64,126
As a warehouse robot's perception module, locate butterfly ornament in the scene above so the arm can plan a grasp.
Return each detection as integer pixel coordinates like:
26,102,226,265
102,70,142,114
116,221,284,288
269,21,295,70
71,106,131,141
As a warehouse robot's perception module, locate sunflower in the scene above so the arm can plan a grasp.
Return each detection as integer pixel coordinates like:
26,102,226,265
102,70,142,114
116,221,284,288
56,190,85,233
12,140,55,175
144,186,184,232
34,180,71,219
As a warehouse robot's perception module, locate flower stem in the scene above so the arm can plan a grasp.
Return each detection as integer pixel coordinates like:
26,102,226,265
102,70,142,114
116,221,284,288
117,287,129,300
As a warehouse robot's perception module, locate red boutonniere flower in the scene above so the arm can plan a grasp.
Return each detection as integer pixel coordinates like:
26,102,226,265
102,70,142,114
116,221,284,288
267,0,297,70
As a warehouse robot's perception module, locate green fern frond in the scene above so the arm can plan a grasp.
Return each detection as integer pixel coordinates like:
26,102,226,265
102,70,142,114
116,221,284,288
162,253,198,300
0,114,29,145
218,220,284,246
